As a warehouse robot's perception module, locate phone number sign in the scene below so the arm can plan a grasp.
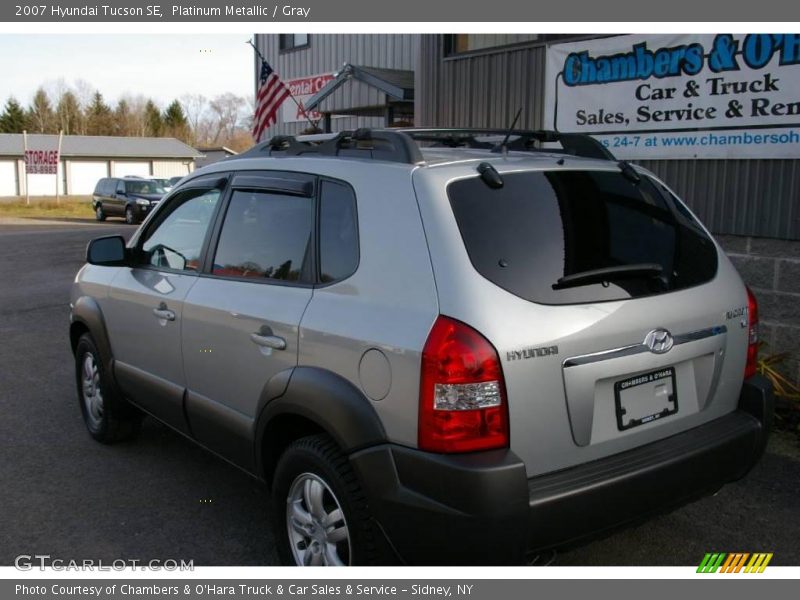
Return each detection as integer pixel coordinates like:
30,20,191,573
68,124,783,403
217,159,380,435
24,149,59,175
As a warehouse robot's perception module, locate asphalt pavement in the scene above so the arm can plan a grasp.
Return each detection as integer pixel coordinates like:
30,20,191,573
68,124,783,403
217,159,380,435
0,219,798,566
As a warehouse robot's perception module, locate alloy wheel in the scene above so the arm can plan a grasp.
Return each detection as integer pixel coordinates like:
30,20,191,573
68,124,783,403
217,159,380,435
286,472,351,566
81,352,104,429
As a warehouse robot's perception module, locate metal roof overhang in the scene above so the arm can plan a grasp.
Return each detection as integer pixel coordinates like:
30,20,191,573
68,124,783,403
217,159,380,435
304,64,415,113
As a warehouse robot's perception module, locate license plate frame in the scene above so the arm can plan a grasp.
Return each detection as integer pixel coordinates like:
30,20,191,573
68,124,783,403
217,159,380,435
614,367,678,431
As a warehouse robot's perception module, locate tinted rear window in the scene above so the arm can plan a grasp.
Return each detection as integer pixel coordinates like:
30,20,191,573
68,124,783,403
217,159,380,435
319,180,359,283
448,170,718,305
94,178,109,195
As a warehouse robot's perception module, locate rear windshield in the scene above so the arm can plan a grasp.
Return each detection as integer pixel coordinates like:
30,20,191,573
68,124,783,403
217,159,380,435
126,180,166,195
94,179,109,195
447,169,718,305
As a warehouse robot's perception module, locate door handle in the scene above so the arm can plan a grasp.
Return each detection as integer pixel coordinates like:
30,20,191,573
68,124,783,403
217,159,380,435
250,332,287,351
152,304,175,321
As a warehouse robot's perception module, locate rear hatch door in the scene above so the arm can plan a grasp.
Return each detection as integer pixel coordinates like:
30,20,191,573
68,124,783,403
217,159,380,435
415,163,749,476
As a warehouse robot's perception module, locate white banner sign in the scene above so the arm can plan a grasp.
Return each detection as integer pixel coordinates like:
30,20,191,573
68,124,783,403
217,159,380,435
282,72,336,124
544,34,800,159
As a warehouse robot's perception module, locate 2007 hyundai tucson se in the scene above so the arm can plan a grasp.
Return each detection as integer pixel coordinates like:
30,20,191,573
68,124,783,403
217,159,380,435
69,128,773,566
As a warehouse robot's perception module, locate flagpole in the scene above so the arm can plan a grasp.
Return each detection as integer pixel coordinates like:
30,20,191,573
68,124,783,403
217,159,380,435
247,39,320,133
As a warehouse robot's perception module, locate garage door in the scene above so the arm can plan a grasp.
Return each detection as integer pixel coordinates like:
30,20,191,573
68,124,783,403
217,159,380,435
152,161,190,177
0,160,17,196
112,161,151,178
69,161,108,195
26,163,65,196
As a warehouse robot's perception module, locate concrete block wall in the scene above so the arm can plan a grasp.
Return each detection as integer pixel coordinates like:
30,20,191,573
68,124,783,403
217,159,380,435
716,234,800,386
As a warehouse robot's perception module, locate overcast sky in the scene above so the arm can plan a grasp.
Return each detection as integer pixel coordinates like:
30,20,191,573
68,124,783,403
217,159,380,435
0,34,254,107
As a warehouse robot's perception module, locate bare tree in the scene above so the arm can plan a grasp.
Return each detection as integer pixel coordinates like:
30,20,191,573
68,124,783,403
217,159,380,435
180,93,208,143
56,90,82,135
46,79,82,135
27,87,57,133
208,93,245,144
123,94,149,137
73,79,96,134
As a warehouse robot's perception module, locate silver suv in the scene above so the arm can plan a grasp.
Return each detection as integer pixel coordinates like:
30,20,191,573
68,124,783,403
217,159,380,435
69,128,773,566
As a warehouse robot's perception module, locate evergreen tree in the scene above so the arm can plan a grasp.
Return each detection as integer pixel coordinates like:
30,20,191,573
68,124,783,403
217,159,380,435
144,100,163,137
85,92,114,135
0,97,27,133
114,99,132,136
27,88,56,133
163,99,190,142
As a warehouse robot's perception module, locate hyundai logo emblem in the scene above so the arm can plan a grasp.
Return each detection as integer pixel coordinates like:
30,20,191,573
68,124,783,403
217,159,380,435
644,328,674,354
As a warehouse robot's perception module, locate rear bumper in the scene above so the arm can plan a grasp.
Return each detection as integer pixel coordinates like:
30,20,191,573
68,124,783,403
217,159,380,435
350,375,773,565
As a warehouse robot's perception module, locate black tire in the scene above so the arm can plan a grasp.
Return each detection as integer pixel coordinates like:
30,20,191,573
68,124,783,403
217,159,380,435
124,206,136,225
94,204,106,221
74,333,142,443
272,434,383,566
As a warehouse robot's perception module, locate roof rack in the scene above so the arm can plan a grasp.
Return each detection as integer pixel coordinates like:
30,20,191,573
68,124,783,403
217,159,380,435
238,128,424,164
396,128,615,161
237,127,615,165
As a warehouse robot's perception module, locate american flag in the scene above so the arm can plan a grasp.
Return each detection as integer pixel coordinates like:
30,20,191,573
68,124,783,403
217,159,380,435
252,58,291,142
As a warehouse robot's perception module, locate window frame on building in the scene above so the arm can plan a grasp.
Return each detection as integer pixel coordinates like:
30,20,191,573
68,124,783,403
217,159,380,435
443,34,599,58
279,34,310,53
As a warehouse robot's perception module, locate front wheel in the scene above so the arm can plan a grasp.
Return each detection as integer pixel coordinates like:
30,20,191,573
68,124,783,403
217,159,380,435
124,206,136,225
75,333,141,443
272,434,382,566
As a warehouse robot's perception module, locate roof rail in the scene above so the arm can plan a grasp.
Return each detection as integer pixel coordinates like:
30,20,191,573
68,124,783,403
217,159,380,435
239,128,424,164
395,128,615,161
237,127,615,165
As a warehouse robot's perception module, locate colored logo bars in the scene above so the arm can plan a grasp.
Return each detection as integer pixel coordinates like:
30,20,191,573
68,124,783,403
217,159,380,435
697,552,773,573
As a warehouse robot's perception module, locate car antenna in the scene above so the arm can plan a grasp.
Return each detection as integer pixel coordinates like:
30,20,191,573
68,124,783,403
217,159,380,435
492,108,523,154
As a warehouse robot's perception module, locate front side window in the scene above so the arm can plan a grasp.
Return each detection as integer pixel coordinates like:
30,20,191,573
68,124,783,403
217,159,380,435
212,190,314,282
138,188,221,272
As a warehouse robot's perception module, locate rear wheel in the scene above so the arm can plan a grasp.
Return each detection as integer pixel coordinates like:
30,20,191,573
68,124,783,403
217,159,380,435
94,204,106,221
272,434,381,566
124,206,136,225
75,333,141,443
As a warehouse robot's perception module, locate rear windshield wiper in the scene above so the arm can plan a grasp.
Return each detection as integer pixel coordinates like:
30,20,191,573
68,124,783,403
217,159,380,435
552,263,663,290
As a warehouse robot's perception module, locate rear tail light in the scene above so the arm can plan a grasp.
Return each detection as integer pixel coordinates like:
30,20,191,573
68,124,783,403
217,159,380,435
418,316,509,453
745,286,759,380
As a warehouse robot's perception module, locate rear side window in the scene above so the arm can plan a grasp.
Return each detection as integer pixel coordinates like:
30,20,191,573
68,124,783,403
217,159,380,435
319,180,358,283
212,190,314,282
95,178,109,195
448,170,718,305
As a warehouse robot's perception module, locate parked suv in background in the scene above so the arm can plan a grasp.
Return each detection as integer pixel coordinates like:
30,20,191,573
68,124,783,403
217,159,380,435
70,129,773,566
92,177,167,224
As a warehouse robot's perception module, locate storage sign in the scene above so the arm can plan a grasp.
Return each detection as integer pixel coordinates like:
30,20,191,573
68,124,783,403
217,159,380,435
543,34,800,159
282,73,336,124
24,149,59,175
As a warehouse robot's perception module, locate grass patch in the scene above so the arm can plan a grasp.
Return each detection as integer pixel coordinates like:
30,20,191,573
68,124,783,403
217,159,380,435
0,196,94,219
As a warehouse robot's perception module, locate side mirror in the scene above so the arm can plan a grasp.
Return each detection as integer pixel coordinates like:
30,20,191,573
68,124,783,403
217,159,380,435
86,235,128,266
